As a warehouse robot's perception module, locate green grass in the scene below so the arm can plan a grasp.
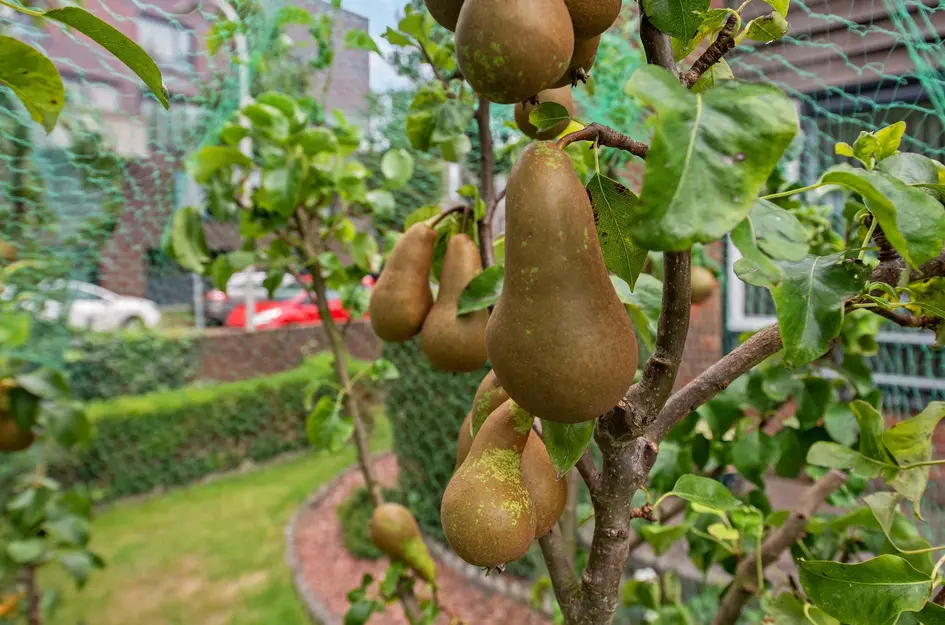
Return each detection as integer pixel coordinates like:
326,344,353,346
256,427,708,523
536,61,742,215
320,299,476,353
44,417,392,625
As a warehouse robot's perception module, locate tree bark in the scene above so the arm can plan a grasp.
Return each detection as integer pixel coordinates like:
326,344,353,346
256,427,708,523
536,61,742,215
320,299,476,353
475,96,496,268
23,566,41,625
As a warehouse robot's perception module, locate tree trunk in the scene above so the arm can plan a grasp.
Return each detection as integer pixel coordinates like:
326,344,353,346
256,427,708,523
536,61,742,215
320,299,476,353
23,566,41,625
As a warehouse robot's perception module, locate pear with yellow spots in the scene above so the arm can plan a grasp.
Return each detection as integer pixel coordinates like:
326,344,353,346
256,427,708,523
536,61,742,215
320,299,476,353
455,369,510,470
441,399,536,567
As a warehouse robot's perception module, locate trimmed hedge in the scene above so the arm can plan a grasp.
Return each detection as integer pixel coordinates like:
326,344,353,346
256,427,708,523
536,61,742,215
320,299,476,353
53,361,344,499
67,330,200,401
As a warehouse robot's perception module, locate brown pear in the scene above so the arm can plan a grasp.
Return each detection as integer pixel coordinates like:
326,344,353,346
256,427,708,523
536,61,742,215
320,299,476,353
486,142,637,423
0,382,33,453
455,370,511,469
441,400,536,567
552,36,601,88
564,0,621,39
371,503,437,584
369,223,436,343
455,0,574,103
0,239,16,262
420,234,488,372
425,0,464,31
691,266,717,305
522,433,568,537
514,86,575,141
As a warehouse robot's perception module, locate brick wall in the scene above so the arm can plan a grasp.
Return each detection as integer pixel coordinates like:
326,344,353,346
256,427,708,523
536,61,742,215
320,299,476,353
195,321,381,383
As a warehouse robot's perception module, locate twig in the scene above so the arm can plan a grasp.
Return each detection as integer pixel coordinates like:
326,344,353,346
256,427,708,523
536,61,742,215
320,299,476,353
681,15,739,88
475,96,497,268
711,470,848,625
556,123,649,158
23,566,41,625
576,449,602,496
431,205,468,229
858,304,939,329
647,324,783,443
627,499,688,554
639,14,678,74
630,504,656,521
619,251,692,435
417,40,447,87
538,526,583,621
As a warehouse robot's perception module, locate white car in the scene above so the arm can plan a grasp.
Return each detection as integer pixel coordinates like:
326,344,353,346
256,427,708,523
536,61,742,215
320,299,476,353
47,281,162,331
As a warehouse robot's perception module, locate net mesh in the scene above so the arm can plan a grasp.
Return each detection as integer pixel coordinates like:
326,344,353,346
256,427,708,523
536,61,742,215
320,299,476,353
1,0,945,604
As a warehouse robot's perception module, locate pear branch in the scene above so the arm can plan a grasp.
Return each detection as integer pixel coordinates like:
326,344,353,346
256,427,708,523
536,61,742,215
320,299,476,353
681,14,739,88
476,96,497,268
711,470,849,625
618,251,692,434
556,123,649,159
576,449,601,496
539,527,583,621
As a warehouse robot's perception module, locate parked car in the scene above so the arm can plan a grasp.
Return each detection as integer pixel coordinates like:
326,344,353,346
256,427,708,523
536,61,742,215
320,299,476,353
224,277,374,330
204,271,295,326
48,281,162,331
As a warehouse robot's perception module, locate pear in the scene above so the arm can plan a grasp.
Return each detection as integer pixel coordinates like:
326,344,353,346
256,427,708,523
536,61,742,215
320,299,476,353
564,0,621,39
420,234,488,372
455,0,574,104
691,266,717,304
514,86,575,141
425,0,464,31
455,370,511,470
370,503,437,584
522,433,568,537
369,223,436,343
552,35,601,88
0,383,33,453
441,400,536,567
486,142,637,423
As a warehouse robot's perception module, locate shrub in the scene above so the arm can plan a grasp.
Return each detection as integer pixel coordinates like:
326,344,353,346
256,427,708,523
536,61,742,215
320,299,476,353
54,356,369,499
66,330,200,401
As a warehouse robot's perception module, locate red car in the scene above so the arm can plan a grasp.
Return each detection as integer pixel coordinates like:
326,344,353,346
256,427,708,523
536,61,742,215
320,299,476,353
224,277,374,330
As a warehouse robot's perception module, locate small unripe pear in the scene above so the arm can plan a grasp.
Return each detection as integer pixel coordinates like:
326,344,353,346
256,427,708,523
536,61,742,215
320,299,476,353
370,503,437,584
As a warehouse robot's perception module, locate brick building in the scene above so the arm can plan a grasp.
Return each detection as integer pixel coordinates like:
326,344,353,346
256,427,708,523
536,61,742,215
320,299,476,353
3,0,371,299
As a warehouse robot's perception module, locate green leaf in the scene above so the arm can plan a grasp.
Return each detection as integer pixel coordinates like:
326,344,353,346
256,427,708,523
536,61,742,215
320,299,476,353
541,419,595,477
863,491,921,557
639,523,690,555
528,102,572,131
732,218,782,288
806,441,860,469
381,149,415,190
708,522,739,542
821,165,945,268
45,515,90,547
745,12,790,42
404,205,442,229
797,378,833,429
243,102,290,141
625,66,798,251
670,475,741,511
672,9,732,61
170,207,210,273
189,146,251,184
0,36,65,132
733,430,776,487
587,174,649,289
432,100,474,143
824,402,859,447
799,555,932,625
875,152,944,187
256,92,306,131
769,253,869,366
762,0,791,17
766,593,839,625
457,265,504,315
382,26,412,47
296,127,340,156
851,400,896,476
44,7,167,108
874,122,908,161
883,402,945,507
439,134,472,163
351,233,380,274
642,0,711,39
343,29,380,53
691,58,734,93
306,395,353,452
751,199,810,261
0,313,31,348
7,539,45,564
406,82,448,151
732,507,764,534
775,428,804,477
913,602,945,625
611,274,662,349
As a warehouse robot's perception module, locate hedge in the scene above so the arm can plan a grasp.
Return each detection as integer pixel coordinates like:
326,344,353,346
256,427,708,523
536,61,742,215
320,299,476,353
53,357,362,499
67,330,200,401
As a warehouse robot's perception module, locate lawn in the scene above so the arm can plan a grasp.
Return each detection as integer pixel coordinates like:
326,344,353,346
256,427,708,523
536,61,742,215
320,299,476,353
44,417,392,625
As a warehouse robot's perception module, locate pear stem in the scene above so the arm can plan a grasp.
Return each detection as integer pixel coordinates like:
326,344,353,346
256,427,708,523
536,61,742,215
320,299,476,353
430,205,467,229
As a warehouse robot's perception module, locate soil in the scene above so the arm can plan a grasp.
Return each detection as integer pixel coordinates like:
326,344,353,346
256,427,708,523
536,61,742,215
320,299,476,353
292,455,551,625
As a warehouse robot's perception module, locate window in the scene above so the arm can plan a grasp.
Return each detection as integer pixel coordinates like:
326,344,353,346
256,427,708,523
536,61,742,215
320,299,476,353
63,78,121,113
136,16,193,66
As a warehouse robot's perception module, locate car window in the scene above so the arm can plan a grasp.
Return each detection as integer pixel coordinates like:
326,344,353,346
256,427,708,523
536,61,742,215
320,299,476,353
69,287,101,301
272,285,304,301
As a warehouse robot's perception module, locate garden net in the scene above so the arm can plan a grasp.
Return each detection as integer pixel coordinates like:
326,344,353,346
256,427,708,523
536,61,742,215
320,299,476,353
2,0,945,571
